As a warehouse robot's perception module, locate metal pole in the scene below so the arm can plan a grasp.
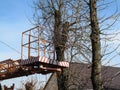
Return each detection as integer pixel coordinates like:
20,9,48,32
21,33,23,61
28,30,31,58
38,26,40,57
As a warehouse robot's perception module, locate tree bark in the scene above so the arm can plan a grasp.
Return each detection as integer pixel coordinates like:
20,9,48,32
56,21,69,90
89,0,103,90
54,10,69,90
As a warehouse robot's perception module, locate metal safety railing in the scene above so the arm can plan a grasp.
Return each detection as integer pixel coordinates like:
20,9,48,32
0,26,69,80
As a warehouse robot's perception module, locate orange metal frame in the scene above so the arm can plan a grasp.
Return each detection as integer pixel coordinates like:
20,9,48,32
0,26,69,80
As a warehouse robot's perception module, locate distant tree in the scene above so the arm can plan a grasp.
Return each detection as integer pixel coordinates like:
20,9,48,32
25,82,34,90
4,84,14,90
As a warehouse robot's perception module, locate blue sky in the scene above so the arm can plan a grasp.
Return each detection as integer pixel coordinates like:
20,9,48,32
0,1,50,89
0,0,34,60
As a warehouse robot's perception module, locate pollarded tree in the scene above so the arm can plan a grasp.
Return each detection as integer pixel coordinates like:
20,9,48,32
33,0,91,90
32,0,120,90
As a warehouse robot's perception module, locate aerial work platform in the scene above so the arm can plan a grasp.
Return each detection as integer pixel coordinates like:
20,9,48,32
0,56,69,80
0,26,69,80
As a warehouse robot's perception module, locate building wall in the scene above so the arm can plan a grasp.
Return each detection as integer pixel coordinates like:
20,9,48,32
43,63,120,90
44,73,58,90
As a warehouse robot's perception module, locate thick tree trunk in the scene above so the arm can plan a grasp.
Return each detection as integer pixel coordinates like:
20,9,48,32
54,10,69,90
89,0,103,90
56,27,69,90
57,69,68,90
54,10,63,61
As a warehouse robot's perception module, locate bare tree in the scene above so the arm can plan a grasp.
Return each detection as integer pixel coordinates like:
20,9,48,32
32,0,120,90
89,0,120,89
33,0,91,62
4,84,15,90
89,0,102,89
16,76,39,90
32,0,90,90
